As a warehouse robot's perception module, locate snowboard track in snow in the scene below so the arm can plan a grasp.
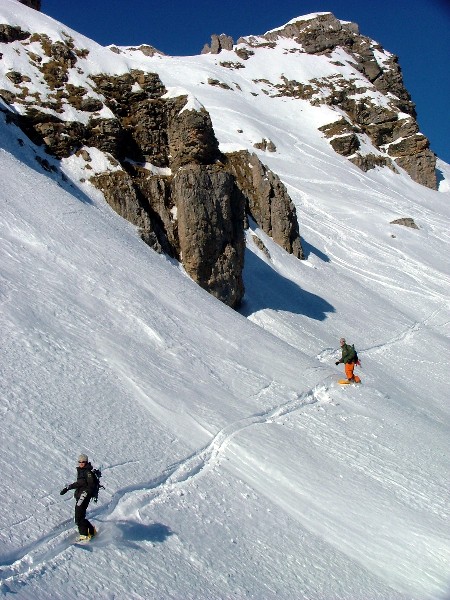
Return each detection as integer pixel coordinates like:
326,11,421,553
0,380,331,588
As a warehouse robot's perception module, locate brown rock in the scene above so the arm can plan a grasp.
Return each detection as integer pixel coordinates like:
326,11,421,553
390,217,419,229
254,12,436,188
394,151,437,189
0,25,30,43
329,134,360,156
91,170,161,248
174,164,245,308
224,151,304,259
167,101,221,170
202,34,234,54
350,154,397,173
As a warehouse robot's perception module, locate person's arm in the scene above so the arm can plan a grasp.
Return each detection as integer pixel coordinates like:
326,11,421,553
60,479,77,495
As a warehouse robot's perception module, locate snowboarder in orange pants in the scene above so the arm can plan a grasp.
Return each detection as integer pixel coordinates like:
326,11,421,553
336,338,361,383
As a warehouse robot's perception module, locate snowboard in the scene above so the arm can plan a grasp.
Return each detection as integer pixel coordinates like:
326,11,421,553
338,379,352,385
72,529,98,545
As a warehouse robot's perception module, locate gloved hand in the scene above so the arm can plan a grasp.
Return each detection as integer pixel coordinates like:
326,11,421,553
76,491,87,506
335,361,340,365
60,487,68,495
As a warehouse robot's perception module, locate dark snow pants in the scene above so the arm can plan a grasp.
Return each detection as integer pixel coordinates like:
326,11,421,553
74,496,94,536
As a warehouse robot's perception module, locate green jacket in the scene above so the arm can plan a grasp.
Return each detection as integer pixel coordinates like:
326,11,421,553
339,343,356,364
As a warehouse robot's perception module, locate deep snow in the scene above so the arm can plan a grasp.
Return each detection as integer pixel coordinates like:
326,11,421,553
1,2,450,599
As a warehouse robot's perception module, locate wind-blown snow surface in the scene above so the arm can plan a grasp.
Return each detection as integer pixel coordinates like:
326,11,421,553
1,3,450,599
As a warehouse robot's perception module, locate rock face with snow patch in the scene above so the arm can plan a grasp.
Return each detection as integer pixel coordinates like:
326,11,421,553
202,34,234,55
1,8,437,307
0,25,305,308
390,217,419,229
167,102,222,170
236,12,437,189
174,165,245,307
225,152,304,259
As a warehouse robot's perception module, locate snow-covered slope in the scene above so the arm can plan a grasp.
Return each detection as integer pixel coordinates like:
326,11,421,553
1,2,450,599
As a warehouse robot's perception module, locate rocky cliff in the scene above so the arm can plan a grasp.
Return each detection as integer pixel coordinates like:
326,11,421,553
204,13,437,189
0,9,438,308
0,18,303,308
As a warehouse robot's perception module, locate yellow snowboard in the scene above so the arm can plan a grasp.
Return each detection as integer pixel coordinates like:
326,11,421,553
338,379,352,385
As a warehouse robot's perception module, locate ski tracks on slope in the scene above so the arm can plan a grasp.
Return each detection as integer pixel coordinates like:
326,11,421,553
316,304,448,365
108,381,333,519
0,380,333,589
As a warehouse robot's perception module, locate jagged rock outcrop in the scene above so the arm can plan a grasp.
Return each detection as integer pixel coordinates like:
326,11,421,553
238,12,437,189
253,138,277,152
3,66,301,308
319,119,361,156
390,217,419,229
224,151,304,259
261,13,359,54
0,25,30,43
202,34,234,55
92,169,158,244
90,71,167,163
167,101,222,169
109,44,164,57
350,153,398,173
0,19,308,308
258,14,414,113
174,165,245,307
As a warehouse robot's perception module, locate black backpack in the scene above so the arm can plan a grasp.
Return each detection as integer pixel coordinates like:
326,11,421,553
89,468,104,503
352,344,360,364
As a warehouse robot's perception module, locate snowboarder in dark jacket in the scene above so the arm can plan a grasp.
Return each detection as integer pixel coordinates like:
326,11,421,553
60,454,97,540
335,337,361,383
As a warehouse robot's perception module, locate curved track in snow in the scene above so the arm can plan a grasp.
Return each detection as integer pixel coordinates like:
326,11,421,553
0,380,333,589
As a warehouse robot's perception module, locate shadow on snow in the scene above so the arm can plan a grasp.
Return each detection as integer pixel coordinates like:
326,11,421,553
240,249,334,321
101,520,175,550
301,237,330,262
115,520,174,544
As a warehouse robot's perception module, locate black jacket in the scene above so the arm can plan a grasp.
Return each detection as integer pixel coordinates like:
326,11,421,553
67,463,96,500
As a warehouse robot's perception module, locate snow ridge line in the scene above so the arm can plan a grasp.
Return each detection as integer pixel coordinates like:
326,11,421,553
0,382,327,586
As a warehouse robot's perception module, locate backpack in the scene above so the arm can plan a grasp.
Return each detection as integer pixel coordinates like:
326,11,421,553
89,468,104,503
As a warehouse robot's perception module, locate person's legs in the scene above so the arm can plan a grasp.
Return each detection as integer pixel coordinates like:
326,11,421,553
344,362,354,380
345,362,361,383
75,497,91,536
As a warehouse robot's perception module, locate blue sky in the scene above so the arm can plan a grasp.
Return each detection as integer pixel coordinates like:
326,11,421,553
41,0,449,164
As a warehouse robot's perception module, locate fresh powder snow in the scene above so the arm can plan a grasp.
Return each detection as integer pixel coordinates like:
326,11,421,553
1,2,449,599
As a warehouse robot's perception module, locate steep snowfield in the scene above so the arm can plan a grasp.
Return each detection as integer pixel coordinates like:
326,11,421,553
1,2,450,599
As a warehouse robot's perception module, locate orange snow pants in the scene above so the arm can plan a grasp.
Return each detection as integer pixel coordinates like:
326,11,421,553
345,362,361,383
